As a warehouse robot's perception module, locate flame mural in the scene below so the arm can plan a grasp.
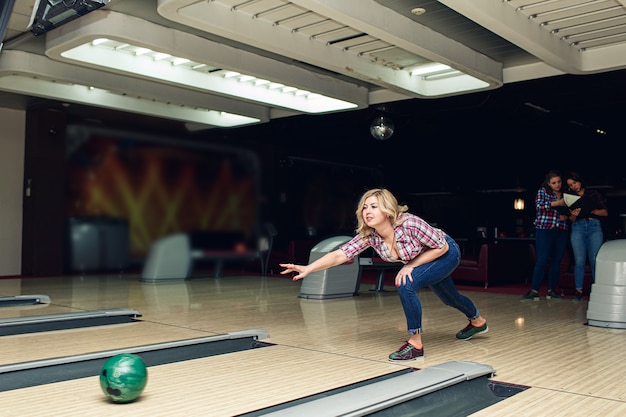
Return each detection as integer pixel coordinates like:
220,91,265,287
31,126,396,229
66,134,259,258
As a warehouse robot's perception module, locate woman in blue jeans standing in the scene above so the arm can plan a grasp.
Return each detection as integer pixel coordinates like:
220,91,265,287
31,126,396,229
565,171,608,300
279,188,487,362
522,170,570,300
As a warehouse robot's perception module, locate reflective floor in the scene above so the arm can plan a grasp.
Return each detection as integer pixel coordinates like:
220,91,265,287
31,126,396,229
0,273,625,416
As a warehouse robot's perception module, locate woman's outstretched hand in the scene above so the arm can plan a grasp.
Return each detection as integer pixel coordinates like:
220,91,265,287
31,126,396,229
279,263,308,281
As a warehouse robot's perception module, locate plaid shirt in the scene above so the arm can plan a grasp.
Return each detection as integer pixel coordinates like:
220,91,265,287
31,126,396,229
534,187,569,230
339,213,447,264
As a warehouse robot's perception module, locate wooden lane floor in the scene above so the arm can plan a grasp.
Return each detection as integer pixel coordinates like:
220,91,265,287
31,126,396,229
0,273,625,415
0,344,404,416
0,320,216,365
470,388,626,417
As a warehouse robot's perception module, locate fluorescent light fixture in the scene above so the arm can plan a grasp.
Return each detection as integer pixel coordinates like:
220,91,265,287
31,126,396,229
45,11,367,114
415,74,490,97
0,74,259,127
0,50,266,128
58,38,358,113
407,62,489,93
410,63,453,76
423,70,463,81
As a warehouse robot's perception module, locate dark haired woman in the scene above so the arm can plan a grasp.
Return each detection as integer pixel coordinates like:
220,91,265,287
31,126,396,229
280,188,487,362
522,170,570,300
565,171,608,300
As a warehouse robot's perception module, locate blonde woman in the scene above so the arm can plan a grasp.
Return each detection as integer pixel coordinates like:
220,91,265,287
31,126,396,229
280,188,487,361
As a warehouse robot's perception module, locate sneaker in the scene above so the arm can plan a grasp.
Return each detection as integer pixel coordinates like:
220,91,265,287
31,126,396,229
521,290,539,301
574,291,584,301
456,321,488,340
388,342,424,361
546,290,562,299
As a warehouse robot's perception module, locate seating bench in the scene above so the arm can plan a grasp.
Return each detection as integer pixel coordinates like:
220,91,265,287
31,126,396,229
453,243,489,288
453,242,534,288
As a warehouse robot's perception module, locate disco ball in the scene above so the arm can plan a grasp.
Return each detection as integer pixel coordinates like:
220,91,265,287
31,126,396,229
370,115,395,140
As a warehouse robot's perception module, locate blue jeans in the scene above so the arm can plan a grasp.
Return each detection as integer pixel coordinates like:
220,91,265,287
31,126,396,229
396,236,480,335
530,228,569,292
570,219,604,290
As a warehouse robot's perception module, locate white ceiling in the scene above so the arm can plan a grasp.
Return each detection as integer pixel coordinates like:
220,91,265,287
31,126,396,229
2,0,626,127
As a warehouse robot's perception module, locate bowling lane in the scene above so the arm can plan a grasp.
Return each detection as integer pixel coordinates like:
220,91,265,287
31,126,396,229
469,386,626,417
0,344,403,417
0,308,142,336
1,331,269,392
0,300,79,319
0,321,216,365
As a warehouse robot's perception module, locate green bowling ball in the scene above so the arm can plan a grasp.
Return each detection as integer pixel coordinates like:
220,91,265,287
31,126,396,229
99,353,148,403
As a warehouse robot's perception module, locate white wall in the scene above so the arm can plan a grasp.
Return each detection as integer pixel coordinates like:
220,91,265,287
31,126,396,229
0,107,25,276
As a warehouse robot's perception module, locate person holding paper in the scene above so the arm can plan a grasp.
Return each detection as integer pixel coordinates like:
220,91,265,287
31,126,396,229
522,170,570,300
565,171,608,300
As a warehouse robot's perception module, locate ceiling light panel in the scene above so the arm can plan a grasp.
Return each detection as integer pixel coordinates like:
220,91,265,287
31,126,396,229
157,0,501,98
61,37,354,113
442,0,626,73
1,74,260,127
0,50,267,128
45,10,368,113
